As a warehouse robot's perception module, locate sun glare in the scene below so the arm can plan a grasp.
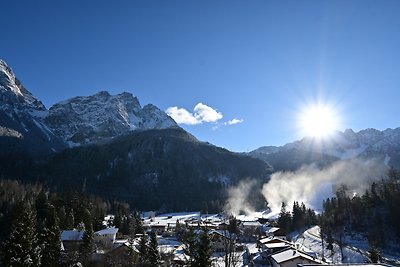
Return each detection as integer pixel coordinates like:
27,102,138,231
298,103,340,138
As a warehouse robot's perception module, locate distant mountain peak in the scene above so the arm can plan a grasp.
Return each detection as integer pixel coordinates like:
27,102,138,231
0,59,45,111
44,90,178,146
250,127,400,170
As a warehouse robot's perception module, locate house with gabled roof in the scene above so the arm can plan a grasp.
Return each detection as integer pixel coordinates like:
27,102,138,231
269,248,321,267
94,227,119,250
61,229,85,252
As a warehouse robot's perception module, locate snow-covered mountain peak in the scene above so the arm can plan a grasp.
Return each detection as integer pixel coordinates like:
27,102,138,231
0,59,45,111
250,127,400,168
44,90,178,146
0,60,179,153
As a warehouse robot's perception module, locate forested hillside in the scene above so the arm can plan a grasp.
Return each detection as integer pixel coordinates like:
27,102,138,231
319,168,400,260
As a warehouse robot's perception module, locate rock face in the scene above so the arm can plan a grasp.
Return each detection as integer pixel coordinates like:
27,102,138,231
0,59,178,153
44,91,178,146
250,128,400,170
0,60,65,155
0,59,46,111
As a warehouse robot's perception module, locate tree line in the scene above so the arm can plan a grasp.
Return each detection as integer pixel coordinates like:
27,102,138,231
318,168,400,262
277,200,317,236
0,179,132,266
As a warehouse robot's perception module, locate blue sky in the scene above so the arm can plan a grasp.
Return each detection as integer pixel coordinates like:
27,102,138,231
2,1,400,152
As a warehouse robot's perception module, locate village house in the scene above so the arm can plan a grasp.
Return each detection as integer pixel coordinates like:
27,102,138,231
150,223,167,235
264,226,287,239
269,248,321,267
258,237,287,250
94,227,119,251
263,241,291,255
240,221,263,242
61,229,85,252
106,240,139,264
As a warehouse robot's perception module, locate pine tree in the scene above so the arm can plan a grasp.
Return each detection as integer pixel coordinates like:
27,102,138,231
66,208,75,229
2,202,41,267
148,231,160,266
278,202,291,234
193,230,212,267
326,229,334,260
137,234,149,266
224,216,240,267
35,190,49,222
39,205,61,267
134,211,144,235
183,228,197,266
57,206,67,229
80,222,95,263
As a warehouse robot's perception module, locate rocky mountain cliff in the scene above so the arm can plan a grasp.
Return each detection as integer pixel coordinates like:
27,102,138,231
250,128,400,171
0,60,66,155
0,59,177,154
45,91,177,146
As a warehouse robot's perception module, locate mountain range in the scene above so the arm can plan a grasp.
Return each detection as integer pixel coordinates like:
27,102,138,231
249,127,400,171
0,59,178,154
0,59,270,211
1,59,399,211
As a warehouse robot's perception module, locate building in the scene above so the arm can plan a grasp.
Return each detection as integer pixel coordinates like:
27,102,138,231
61,229,85,252
94,227,119,250
270,248,321,267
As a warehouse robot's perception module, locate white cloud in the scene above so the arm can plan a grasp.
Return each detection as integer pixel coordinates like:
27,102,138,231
166,103,223,125
225,118,244,125
193,103,223,123
165,106,200,125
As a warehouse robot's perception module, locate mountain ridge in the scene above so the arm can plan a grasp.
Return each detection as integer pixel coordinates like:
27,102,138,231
0,59,178,154
250,127,400,171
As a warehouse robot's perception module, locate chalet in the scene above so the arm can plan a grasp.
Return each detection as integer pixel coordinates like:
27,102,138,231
209,230,240,253
61,230,85,252
91,240,139,267
107,240,138,259
94,227,119,250
263,241,291,255
258,237,287,249
269,248,321,267
241,221,263,231
240,221,263,241
150,223,167,234
264,226,287,239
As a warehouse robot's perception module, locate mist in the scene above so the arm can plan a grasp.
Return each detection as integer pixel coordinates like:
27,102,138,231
262,159,388,213
224,179,258,216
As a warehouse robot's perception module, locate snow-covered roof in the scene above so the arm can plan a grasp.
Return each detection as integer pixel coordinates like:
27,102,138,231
265,226,280,233
271,248,319,264
61,230,85,241
242,221,262,227
264,242,290,249
259,237,286,244
110,239,139,253
95,227,118,236
209,229,236,240
246,243,259,254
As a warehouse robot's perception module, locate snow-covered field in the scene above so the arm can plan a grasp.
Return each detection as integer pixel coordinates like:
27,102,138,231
294,226,400,265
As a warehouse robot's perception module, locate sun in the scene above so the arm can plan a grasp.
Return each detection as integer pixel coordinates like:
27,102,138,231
298,103,340,138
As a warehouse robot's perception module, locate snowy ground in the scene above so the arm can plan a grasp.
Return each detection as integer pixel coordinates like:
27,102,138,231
212,252,245,267
294,226,367,263
143,211,224,226
294,226,400,265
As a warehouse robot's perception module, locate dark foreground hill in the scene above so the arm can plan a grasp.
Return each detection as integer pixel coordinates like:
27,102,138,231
1,128,271,211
